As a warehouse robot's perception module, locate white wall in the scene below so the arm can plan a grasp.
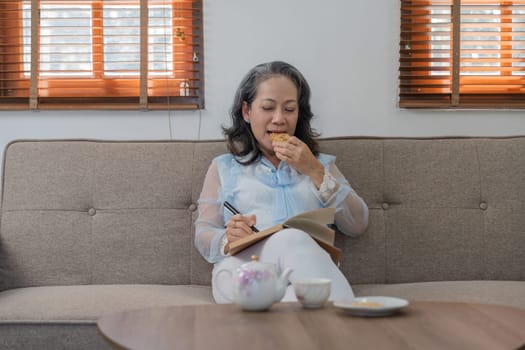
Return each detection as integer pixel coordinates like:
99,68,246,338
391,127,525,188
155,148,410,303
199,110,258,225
1,0,524,168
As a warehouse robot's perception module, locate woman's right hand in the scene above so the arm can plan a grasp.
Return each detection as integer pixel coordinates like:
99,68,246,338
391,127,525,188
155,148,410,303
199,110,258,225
226,214,257,243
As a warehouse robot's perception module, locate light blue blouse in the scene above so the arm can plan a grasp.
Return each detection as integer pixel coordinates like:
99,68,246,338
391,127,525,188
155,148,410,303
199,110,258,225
194,153,368,263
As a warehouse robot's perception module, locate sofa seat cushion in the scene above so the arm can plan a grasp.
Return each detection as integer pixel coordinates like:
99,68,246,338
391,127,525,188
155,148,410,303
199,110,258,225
353,280,525,309
0,284,214,323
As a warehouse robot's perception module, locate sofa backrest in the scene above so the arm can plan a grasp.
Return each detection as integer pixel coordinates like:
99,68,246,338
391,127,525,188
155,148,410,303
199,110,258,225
322,137,524,285
0,137,523,290
0,140,226,290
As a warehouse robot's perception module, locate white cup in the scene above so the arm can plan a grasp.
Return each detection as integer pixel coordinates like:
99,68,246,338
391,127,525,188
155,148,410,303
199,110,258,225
293,278,331,308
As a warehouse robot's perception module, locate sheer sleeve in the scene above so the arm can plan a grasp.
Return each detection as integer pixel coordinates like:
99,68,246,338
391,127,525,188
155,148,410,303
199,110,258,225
194,160,226,263
327,163,369,237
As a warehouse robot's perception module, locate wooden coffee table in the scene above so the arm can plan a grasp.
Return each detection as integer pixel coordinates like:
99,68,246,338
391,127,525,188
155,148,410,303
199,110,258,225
97,301,525,350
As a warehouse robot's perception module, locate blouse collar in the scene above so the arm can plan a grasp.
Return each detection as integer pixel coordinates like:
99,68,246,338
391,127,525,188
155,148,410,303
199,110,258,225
257,156,299,186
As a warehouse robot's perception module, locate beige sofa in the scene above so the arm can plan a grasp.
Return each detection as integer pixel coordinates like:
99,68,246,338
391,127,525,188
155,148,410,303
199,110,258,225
0,137,524,349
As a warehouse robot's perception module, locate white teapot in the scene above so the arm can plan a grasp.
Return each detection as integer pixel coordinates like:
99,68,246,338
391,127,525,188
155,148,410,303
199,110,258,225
214,255,293,311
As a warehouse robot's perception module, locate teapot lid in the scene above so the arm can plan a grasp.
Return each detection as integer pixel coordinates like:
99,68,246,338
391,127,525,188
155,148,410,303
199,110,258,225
240,255,273,273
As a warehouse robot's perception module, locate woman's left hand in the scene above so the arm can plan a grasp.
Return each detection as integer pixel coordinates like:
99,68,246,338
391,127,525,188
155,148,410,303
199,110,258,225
273,136,324,186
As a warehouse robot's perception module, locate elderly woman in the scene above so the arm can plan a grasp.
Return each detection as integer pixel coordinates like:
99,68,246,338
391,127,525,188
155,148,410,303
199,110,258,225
195,61,368,303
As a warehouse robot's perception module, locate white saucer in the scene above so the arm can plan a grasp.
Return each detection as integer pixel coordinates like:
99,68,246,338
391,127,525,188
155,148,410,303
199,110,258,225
333,296,409,317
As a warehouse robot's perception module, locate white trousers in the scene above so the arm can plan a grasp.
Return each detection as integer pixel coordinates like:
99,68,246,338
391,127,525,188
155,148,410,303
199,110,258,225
212,228,354,304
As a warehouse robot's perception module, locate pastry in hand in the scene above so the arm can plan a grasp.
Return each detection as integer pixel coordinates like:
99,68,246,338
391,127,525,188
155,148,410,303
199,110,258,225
270,132,290,142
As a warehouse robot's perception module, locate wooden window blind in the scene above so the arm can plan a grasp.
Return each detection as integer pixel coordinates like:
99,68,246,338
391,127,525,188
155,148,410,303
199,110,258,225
399,0,525,108
0,0,203,110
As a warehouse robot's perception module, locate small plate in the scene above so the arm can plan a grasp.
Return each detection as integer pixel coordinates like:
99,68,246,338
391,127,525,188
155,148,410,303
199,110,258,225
333,296,409,317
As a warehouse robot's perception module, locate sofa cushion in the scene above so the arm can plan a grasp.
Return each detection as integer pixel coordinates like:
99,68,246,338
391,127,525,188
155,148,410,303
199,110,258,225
353,280,525,309
330,137,525,285
0,141,201,289
0,285,213,322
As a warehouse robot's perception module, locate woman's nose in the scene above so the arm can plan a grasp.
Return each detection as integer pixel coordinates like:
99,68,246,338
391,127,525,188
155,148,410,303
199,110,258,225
271,109,285,124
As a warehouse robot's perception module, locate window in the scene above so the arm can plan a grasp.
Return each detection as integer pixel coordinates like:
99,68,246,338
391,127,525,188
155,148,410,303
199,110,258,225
399,0,525,108
0,0,203,110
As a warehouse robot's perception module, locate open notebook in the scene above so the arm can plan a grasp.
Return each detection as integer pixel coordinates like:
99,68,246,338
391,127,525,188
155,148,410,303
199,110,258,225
225,207,341,264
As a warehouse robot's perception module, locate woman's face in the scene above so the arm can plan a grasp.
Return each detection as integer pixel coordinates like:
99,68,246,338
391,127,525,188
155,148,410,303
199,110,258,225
242,75,299,161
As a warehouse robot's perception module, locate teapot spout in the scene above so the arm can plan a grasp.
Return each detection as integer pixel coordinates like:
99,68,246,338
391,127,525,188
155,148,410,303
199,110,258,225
275,267,293,302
